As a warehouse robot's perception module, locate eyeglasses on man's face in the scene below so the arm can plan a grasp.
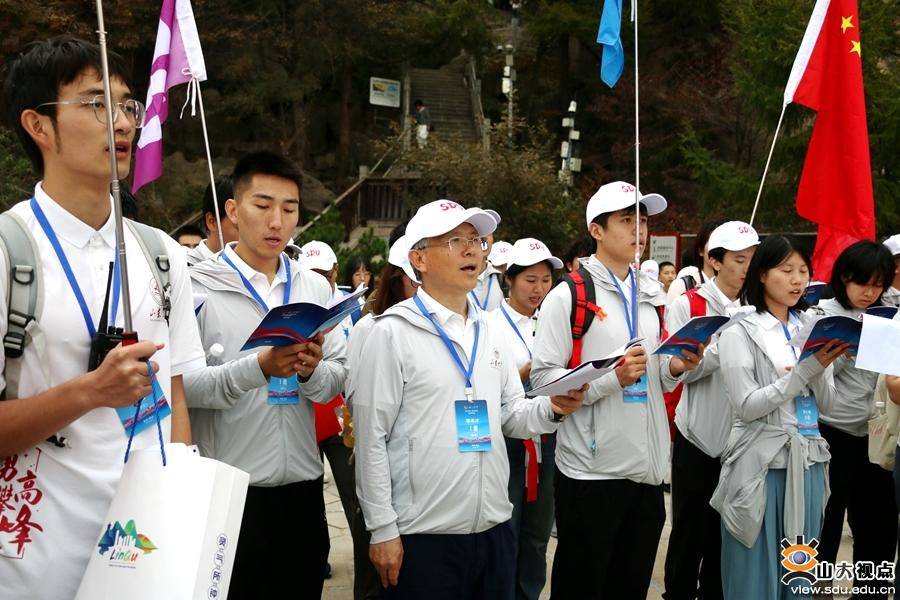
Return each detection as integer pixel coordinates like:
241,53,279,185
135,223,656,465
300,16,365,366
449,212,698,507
36,95,147,129
420,236,489,253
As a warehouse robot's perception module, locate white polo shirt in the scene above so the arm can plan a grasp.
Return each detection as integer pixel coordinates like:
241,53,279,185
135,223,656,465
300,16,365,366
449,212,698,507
0,184,205,600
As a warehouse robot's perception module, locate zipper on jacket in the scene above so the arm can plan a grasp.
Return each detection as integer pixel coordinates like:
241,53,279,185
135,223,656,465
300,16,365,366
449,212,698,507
471,452,484,533
590,405,597,456
408,438,416,502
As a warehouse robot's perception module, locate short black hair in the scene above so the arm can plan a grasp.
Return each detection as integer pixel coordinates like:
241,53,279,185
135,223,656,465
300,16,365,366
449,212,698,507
202,175,233,228
389,220,409,247
232,151,303,200
590,203,649,230
707,247,726,264
175,224,203,240
829,240,895,309
2,36,133,175
740,235,812,314
694,219,726,265
341,254,374,298
658,261,675,271
414,99,424,107
562,235,594,269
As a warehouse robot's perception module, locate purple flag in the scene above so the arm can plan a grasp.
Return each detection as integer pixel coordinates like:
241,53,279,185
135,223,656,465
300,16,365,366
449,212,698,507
132,0,207,193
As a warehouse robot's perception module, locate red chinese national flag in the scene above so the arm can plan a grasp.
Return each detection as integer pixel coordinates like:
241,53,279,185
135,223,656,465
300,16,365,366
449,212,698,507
783,0,874,281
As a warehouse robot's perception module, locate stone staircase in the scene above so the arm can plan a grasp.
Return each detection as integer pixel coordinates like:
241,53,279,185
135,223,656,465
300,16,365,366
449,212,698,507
409,66,480,143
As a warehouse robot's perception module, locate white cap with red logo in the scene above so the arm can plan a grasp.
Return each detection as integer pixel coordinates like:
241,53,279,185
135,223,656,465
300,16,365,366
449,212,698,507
488,241,514,267
508,238,564,270
707,221,760,253
884,234,900,257
585,181,667,227
406,199,498,247
299,240,338,271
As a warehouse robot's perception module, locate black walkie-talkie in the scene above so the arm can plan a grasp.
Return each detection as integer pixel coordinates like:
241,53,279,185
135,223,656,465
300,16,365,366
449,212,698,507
88,261,137,371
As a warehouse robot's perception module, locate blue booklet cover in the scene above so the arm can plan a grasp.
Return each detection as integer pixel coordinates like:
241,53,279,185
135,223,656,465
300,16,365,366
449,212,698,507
796,307,898,361
866,305,898,320
654,315,730,356
803,282,828,305
241,287,366,350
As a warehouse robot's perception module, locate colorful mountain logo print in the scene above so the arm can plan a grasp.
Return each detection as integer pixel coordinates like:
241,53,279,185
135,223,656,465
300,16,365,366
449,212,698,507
97,519,157,565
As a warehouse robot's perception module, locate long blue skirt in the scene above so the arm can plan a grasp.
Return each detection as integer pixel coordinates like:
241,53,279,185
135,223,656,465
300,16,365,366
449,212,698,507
720,463,827,600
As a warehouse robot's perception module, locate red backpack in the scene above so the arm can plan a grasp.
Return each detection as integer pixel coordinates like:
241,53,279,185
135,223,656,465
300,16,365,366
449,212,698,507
663,288,707,440
563,266,666,369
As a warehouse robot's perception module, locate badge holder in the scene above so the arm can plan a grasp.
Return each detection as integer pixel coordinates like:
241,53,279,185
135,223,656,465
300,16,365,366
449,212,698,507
268,375,300,405
623,376,648,403
455,387,491,453
795,395,820,437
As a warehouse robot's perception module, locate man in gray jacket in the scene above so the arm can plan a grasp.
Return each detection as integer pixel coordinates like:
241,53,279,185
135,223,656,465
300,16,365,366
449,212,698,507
662,221,759,600
353,199,585,599
184,151,347,600
531,181,702,599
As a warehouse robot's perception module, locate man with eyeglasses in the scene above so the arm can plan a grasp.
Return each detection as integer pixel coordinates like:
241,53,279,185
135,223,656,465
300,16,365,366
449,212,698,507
352,199,587,599
0,36,204,599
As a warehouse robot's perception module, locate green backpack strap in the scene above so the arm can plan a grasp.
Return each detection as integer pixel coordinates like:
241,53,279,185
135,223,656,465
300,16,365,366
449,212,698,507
0,211,46,400
125,219,171,324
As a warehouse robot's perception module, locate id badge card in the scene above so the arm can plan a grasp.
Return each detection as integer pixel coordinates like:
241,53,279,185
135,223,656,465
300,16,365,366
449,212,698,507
794,395,820,437
268,375,300,405
623,376,648,404
454,399,492,452
115,369,172,436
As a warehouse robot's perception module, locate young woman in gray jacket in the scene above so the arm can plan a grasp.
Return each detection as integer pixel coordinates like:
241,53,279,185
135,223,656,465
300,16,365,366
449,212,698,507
711,235,848,599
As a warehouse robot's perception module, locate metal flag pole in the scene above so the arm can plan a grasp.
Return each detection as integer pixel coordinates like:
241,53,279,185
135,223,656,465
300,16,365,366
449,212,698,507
195,82,226,251
95,0,133,332
632,0,641,334
749,104,787,227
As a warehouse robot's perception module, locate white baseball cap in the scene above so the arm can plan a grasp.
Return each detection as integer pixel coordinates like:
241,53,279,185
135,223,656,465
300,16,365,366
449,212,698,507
484,209,502,225
488,241,514,266
388,234,419,284
299,241,338,271
508,238,564,270
405,199,498,246
883,234,900,257
707,221,760,253
640,260,660,280
585,181,667,227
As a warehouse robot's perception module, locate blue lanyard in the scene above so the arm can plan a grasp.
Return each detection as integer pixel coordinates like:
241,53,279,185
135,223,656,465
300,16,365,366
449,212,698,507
607,267,637,339
470,276,493,310
778,312,800,361
413,294,480,399
499,303,532,360
221,251,291,312
31,197,120,338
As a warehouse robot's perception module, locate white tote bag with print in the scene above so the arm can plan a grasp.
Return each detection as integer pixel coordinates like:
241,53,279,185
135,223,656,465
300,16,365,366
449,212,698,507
75,443,249,600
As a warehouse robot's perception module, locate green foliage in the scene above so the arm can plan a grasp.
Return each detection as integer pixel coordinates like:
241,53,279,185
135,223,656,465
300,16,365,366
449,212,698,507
295,208,388,272
0,129,33,211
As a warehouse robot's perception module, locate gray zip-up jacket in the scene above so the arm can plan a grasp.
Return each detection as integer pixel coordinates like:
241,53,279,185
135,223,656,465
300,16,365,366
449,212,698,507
531,256,681,484
665,280,734,458
807,298,878,436
184,258,347,486
711,312,836,548
353,292,561,544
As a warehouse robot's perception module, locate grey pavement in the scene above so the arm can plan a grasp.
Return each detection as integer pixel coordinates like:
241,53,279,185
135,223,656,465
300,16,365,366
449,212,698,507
321,461,857,600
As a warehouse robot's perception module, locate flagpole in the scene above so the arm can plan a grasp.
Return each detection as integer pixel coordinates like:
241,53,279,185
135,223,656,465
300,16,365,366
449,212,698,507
632,0,641,334
195,82,225,252
95,0,134,332
749,103,787,227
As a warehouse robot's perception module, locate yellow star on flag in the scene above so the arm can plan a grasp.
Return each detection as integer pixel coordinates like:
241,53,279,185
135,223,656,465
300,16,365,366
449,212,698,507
841,15,854,34
850,39,861,56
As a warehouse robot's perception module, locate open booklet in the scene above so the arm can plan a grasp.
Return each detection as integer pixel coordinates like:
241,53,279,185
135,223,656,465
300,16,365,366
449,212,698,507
526,338,644,398
653,307,755,356
790,306,899,361
856,314,900,377
240,287,368,351
802,281,828,305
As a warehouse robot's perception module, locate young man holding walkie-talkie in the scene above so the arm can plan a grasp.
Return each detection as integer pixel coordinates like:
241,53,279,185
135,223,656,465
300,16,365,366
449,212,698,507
0,37,205,600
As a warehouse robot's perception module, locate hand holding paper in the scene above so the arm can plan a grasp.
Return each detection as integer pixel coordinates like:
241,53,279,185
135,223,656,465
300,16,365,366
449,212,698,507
527,338,643,398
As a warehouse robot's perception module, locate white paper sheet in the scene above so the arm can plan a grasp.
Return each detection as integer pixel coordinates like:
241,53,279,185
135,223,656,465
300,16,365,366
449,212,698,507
856,315,900,377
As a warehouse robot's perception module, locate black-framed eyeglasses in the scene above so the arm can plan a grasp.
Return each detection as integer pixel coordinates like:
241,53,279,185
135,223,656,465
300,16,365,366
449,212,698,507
35,95,146,129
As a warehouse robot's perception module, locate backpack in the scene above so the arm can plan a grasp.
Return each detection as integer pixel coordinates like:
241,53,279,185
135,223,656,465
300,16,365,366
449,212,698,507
563,265,666,368
0,211,172,401
663,287,708,440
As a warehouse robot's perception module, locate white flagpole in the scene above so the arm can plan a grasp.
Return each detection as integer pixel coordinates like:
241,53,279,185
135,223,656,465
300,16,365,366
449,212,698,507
94,0,133,332
194,82,225,251
632,0,641,334
749,104,787,227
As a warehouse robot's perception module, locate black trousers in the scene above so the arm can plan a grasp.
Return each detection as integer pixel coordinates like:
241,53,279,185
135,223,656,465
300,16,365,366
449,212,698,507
550,468,665,599
819,423,897,598
383,521,516,600
663,429,723,600
228,478,329,600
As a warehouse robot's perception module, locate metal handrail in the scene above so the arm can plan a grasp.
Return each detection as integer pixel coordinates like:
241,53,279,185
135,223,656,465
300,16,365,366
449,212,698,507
466,56,487,144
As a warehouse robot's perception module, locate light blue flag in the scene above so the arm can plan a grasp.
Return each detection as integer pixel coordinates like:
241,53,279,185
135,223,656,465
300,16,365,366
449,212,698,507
597,0,624,88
